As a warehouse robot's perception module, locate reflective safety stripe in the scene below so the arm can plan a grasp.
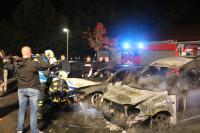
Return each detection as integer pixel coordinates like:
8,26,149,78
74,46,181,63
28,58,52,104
38,101,43,106
53,99,58,102
53,98,60,103
49,88,54,92
54,82,58,86
84,64,91,67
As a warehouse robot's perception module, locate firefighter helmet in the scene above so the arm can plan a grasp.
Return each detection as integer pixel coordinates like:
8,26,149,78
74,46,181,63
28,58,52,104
58,71,69,80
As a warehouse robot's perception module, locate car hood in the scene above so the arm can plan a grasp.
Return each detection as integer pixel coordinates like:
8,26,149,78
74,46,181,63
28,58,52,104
103,85,161,105
66,78,102,88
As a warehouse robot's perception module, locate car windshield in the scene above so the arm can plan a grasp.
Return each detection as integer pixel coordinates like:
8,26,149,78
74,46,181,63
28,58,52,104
106,66,144,87
128,66,179,92
86,68,114,82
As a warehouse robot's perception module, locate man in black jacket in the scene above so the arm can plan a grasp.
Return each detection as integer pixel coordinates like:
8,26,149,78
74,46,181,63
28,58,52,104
15,46,49,133
60,54,70,74
83,56,92,77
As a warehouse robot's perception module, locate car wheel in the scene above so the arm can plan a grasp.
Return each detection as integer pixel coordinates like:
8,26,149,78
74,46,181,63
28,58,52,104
91,93,103,107
150,113,171,132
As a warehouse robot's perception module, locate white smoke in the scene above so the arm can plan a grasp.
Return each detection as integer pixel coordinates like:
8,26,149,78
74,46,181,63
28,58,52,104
78,102,102,118
137,75,168,92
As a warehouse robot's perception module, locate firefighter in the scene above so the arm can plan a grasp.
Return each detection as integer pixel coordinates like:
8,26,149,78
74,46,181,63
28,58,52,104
37,53,50,120
48,71,69,104
44,50,57,66
83,56,92,78
103,56,112,78
93,56,104,77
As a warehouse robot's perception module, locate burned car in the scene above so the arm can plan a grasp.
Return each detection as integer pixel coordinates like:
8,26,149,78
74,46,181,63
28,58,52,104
66,65,144,106
65,66,120,102
99,56,200,131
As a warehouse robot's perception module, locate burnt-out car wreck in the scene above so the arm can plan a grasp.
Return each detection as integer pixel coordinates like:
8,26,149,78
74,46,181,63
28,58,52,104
97,56,200,131
66,65,144,106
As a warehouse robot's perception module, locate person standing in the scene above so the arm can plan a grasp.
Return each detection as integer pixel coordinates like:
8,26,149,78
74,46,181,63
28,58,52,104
83,56,92,77
60,54,71,74
0,50,5,91
1,55,15,91
14,46,49,133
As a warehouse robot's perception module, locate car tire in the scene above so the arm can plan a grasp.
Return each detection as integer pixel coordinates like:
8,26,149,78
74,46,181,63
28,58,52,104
150,113,171,132
91,93,103,107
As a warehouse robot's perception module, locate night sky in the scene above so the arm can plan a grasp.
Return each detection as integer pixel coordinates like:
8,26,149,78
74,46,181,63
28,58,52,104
0,0,18,18
0,0,200,56
1,0,199,26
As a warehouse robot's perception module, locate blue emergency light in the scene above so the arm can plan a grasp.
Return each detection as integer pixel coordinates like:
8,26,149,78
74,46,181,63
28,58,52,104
123,42,130,49
138,42,144,49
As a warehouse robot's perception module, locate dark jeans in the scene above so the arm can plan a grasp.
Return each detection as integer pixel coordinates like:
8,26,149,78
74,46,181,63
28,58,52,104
16,88,40,133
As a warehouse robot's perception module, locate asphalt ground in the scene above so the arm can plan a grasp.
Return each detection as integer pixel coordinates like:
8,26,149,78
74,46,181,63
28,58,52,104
0,84,200,133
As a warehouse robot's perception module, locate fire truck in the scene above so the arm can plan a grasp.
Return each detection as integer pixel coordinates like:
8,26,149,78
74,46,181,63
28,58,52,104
177,41,200,56
120,40,200,65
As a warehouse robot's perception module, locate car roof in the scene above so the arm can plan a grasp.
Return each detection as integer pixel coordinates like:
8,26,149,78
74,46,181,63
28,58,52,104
150,56,194,68
115,64,145,71
106,65,145,82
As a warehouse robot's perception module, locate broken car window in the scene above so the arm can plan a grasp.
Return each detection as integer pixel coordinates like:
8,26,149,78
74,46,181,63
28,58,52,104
128,66,176,92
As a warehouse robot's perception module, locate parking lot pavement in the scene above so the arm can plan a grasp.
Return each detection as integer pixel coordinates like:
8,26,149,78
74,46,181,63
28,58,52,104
1,87,200,133
0,87,109,133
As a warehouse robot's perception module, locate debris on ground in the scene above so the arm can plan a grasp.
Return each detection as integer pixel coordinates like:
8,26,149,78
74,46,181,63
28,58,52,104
105,121,123,131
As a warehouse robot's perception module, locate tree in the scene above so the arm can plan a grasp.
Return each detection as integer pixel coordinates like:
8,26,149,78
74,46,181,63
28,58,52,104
83,22,119,51
83,22,120,65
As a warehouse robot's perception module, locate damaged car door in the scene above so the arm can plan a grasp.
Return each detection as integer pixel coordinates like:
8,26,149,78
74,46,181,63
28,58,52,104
176,68,200,121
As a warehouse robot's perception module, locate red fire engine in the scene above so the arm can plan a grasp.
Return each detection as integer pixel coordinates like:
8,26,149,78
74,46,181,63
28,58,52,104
177,41,200,56
121,40,200,65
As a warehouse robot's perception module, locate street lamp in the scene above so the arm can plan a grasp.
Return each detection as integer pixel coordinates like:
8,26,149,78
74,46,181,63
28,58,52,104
63,28,69,60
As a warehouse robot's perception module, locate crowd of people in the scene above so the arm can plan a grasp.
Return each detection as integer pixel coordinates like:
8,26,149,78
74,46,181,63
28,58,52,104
0,47,73,133
0,46,113,133
0,48,113,93
0,49,72,91
0,50,16,92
